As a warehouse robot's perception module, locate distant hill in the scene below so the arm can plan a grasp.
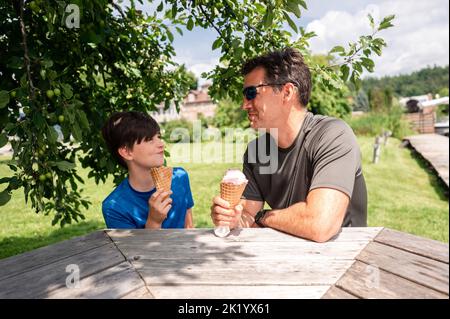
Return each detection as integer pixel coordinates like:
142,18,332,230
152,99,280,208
361,65,449,97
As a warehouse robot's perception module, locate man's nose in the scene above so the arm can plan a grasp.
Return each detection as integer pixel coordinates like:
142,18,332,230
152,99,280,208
241,98,252,110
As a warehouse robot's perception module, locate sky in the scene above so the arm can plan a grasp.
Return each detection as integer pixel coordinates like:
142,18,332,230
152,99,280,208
121,0,449,84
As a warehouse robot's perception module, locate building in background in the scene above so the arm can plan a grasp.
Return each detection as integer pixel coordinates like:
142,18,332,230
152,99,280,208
401,93,449,134
150,83,217,123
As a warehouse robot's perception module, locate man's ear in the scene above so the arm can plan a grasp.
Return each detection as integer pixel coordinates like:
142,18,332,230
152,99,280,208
284,83,297,102
118,146,133,162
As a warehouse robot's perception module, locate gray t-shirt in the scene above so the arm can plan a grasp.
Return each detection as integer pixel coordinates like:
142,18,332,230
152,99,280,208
242,112,367,227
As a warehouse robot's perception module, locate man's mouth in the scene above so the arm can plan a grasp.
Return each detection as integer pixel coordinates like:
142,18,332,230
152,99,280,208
248,113,258,121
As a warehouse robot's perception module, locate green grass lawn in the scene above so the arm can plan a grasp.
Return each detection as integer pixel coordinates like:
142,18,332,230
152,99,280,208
0,137,448,259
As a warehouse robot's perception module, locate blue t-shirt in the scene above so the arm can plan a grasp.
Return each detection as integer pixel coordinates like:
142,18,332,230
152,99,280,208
102,167,194,229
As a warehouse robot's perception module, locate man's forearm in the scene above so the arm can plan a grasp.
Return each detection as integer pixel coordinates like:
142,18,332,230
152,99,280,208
262,202,337,242
237,210,259,228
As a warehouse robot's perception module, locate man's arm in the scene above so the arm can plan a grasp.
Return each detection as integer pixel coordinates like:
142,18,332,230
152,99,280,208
184,208,194,228
259,187,349,242
211,197,263,229
237,199,264,228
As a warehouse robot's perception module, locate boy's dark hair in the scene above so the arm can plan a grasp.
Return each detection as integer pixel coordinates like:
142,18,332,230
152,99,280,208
101,111,160,168
241,47,312,107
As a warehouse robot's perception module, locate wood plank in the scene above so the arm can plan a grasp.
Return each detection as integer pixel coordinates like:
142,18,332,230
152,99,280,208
134,259,354,285
0,243,125,298
336,261,447,299
115,240,369,261
321,286,358,299
107,227,383,243
375,228,449,263
356,242,449,295
404,134,449,186
147,285,330,299
121,286,154,299
46,262,144,299
0,231,111,281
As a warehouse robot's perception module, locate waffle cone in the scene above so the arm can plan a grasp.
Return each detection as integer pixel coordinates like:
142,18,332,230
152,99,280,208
220,182,247,208
150,166,173,192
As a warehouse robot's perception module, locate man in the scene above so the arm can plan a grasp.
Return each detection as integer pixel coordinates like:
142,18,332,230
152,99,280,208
102,111,194,229
211,48,367,242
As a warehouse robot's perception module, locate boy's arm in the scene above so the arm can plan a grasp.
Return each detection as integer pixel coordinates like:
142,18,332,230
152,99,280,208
184,208,194,228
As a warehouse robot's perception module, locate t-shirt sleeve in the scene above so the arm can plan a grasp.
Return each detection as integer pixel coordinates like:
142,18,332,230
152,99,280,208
102,203,137,229
183,170,194,209
242,147,264,201
308,119,361,198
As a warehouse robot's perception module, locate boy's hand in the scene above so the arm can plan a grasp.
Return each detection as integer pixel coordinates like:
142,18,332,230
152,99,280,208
147,190,173,227
210,196,242,229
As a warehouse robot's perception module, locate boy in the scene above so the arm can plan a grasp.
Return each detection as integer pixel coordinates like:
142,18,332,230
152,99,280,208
101,111,194,229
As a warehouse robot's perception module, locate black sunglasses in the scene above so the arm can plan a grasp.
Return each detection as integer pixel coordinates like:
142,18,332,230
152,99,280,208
242,82,298,100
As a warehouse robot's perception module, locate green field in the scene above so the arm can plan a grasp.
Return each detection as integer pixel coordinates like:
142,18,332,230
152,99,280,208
0,137,448,259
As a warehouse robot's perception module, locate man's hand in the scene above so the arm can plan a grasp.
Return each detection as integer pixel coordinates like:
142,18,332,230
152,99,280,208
210,196,242,230
146,190,172,228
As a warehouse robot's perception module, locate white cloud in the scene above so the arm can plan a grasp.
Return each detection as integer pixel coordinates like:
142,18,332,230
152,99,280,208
305,0,449,77
173,49,219,85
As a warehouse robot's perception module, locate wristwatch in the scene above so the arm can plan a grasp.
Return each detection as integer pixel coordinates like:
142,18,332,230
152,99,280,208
255,209,270,227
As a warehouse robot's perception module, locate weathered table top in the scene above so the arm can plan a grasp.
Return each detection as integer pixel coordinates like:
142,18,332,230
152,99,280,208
0,227,448,299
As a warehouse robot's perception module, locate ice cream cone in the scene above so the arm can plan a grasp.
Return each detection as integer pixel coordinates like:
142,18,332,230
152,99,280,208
220,181,247,208
150,166,173,192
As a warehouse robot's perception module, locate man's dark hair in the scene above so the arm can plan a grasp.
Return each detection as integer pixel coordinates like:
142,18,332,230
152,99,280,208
241,47,312,107
101,111,160,168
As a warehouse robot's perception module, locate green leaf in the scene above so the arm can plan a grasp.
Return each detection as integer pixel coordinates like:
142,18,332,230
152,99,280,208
286,1,301,18
47,126,59,143
0,133,7,148
175,27,183,35
167,30,174,42
187,18,194,31
361,57,375,72
72,122,83,141
171,3,177,19
61,83,73,99
0,91,10,109
76,110,90,130
378,14,395,31
368,14,375,29
353,62,363,73
42,59,53,68
283,11,298,33
212,38,222,50
330,45,345,55
0,177,11,184
294,0,307,9
340,64,350,82
156,1,163,12
0,190,11,206
52,160,76,171
263,11,274,28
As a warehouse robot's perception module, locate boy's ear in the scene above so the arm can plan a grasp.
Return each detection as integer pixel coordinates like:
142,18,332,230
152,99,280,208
118,146,133,162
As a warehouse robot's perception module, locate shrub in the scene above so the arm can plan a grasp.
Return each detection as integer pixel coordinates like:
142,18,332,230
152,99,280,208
348,105,413,139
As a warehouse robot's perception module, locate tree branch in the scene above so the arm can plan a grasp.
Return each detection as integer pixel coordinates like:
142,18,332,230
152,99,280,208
112,2,126,19
18,0,35,99
196,4,228,46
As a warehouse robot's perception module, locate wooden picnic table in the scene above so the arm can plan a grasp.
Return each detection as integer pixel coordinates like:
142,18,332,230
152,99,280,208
0,227,448,299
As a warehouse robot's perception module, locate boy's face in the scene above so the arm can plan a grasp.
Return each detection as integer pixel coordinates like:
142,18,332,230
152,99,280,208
121,133,165,169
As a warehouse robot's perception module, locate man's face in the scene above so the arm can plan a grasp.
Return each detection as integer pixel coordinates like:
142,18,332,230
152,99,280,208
242,67,284,130
126,133,165,169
